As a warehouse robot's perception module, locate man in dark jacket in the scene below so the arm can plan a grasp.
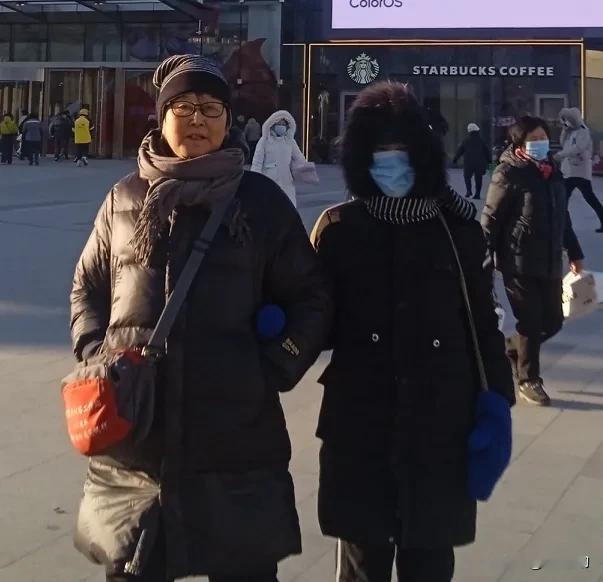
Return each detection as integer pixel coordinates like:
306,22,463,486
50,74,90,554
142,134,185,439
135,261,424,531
50,111,73,161
482,116,584,406
453,123,491,199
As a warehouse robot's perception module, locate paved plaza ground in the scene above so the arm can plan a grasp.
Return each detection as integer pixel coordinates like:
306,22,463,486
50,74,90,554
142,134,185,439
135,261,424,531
1,157,603,581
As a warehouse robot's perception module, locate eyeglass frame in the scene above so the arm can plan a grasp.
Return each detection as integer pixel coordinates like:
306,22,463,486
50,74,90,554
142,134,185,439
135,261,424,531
167,100,227,119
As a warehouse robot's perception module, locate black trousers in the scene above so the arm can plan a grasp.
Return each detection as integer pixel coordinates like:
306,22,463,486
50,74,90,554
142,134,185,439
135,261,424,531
75,143,90,160
565,177,603,225
54,137,70,159
336,540,455,582
464,167,483,198
1,134,15,163
503,274,564,383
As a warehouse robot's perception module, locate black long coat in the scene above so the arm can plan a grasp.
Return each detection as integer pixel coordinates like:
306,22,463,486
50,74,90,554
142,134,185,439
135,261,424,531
312,201,515,549
70,170,331,577
481,147,584,279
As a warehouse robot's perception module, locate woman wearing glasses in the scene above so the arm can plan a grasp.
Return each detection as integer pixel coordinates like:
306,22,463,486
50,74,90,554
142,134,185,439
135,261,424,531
70,55,331,582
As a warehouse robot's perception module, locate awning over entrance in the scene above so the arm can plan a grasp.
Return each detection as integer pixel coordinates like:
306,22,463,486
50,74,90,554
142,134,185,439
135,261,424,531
0,0,206,20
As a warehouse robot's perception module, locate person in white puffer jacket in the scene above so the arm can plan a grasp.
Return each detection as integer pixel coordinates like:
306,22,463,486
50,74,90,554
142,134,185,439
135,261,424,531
555,107,603,232
251,110,305,207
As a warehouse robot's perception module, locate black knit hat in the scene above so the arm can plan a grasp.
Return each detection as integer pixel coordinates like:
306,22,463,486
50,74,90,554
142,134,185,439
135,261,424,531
154,54,231,124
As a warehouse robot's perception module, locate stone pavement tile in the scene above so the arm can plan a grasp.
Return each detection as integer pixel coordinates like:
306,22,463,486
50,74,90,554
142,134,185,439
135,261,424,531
0,454,87,568
528,408,603,460
278,493,333,582
581,442,603,480
510,406,559,438
289,547,337,582
510,433,537,462
0,531,98,582
498,512,603,582
455,526,532,582
477,448,586,536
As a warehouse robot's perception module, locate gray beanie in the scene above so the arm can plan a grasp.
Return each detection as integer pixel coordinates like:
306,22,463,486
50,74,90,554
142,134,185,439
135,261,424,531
154,54,231,124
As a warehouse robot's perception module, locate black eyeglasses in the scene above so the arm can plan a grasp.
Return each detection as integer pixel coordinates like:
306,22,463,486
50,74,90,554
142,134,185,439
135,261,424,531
169,101,226,119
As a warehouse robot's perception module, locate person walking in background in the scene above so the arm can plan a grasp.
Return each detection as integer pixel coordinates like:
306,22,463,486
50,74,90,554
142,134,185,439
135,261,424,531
0,113,18,164
482,116,584,407
453,123,491,199
73,108,93,167
17,109,29,160
251,111,305,207
69,54,331,582
50,110,73,161
244,117,262,161
555,107,603,233
21,113,43,166
312,82,514,582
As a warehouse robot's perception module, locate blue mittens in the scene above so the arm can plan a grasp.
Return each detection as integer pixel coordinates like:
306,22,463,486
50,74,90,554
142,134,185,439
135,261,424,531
468,390,512,501
256,305,286,341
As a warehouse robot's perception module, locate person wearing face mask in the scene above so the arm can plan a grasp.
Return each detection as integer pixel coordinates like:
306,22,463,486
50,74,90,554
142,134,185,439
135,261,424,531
555,108,603,233
482,116,584,407
311,82,515,582
69,55,331,582
251,111,306,207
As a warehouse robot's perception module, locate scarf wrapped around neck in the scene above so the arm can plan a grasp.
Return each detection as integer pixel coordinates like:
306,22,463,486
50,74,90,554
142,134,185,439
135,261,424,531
515,147,554,180
133,130,246,267
364,186,477,225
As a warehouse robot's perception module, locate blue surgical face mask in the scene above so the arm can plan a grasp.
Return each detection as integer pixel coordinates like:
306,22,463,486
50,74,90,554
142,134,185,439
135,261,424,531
525,140,550,161
369,150,416,198
273,124,287,137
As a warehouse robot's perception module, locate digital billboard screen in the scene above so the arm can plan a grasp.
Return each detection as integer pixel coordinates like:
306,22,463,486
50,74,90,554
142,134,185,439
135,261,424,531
332,0,602,29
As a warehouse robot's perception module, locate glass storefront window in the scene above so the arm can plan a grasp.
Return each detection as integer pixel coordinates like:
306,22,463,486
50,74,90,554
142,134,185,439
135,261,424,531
86,24,122,62
123,70,157,156
161,22,198,58
49,24,85,62
47,70,81,119
0,25,9,62
123,24,161,62
13,24,48,62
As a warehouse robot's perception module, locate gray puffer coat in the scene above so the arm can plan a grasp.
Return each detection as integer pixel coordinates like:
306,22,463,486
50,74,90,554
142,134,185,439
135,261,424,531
70,169,331,578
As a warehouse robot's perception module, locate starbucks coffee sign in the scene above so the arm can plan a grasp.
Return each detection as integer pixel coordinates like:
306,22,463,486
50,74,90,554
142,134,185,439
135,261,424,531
412,65,556,77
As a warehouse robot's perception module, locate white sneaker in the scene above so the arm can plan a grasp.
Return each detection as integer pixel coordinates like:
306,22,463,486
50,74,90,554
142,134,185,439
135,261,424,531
76,159,83,167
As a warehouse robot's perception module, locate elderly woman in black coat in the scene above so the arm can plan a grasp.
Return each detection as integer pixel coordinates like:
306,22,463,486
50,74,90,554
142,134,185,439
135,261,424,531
482,116,584,406
312,82,515,582
70,55,331,582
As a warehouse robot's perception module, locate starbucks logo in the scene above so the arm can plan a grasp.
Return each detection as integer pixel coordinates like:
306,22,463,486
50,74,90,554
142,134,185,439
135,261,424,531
347,53,380,85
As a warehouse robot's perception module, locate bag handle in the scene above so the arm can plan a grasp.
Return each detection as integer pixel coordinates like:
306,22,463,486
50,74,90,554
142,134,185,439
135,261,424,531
438,213,489,393
142,194,235,358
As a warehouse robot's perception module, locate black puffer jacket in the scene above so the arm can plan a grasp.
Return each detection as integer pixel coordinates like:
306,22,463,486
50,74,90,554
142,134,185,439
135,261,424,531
70,170,331,577
481,147,584,279
312,201,514,549
453,132,490,173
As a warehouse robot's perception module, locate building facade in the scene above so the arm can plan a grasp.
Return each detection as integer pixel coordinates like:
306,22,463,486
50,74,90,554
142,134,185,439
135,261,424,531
0,0,283,157
281,0,603,173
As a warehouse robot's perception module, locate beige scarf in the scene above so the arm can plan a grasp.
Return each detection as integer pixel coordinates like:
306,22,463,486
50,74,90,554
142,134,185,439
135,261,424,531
133,130,246,267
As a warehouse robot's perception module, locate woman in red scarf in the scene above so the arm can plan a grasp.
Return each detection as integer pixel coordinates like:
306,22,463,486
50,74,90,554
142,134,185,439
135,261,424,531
482,116,584,406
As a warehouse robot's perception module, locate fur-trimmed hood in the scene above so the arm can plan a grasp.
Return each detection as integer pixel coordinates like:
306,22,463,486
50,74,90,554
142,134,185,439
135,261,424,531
261,110,297,141
560,107,587,130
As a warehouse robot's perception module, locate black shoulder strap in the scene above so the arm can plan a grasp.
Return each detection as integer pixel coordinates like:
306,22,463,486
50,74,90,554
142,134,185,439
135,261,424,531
143,195,235,358
438,212,489,393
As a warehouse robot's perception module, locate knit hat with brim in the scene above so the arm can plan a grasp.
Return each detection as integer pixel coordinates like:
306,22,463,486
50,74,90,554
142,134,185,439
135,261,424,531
154,54,231,124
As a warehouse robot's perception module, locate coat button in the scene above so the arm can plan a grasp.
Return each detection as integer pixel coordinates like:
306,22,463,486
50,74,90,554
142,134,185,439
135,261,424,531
433,339,441,348
372,333,380,343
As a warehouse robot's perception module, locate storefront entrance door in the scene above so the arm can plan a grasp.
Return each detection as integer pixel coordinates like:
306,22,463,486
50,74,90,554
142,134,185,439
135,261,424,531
339,91,359,136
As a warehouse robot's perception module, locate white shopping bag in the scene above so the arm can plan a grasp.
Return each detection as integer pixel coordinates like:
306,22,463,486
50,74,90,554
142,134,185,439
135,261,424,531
562,271,599,320
590,271,603,304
